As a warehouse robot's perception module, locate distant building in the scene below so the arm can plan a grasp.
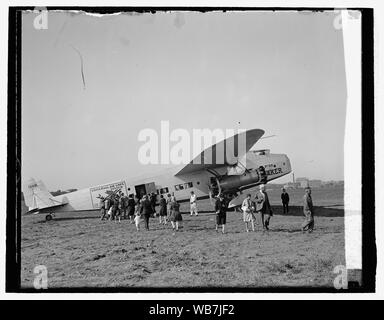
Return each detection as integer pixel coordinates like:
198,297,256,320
284,182,300,189
296,177,309,188
268,184,285,190
309,180,322,188
322,180,344,188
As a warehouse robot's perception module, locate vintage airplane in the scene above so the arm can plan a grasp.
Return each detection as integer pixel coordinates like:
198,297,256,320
23,129,292,221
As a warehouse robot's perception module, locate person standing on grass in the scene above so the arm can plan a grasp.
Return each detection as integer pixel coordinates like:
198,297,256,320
158,194,167,224
140,195,153,230
190,191,198,216
108,197,115,221
255,184,273,231
215,194,227,234
302,187,315,233
119,193,126,220
127,194,135,224
281,188,290,214
114,195,122,222
99,196,106,221
169,198,182,231
166,193,173,224
104,196,111,219
150,192,157,217
242,194,255,232
133,194,142,231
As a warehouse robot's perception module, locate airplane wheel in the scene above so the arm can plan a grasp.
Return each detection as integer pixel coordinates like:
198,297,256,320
45,214,53,221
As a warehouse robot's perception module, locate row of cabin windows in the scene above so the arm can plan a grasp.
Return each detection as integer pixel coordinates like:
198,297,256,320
175,182,193,191
156,181,199,195
156,187,169,195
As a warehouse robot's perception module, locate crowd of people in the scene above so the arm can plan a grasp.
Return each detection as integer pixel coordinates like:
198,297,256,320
97,186,315,234
98,191,183,232
239,185,314,233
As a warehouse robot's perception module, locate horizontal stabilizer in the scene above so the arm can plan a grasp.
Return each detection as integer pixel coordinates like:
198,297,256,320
25,202,68,214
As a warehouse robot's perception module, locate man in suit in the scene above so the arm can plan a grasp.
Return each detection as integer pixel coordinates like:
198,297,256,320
281,188,290,214
140,195,153,230
255,184,273,230
302,187,314,232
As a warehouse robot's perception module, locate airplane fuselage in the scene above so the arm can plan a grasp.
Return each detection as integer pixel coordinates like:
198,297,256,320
43,151,291,213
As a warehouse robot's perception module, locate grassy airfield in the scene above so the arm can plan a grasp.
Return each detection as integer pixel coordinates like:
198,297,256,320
21,187,345,289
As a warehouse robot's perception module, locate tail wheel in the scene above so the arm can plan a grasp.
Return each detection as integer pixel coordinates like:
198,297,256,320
45,214,53,221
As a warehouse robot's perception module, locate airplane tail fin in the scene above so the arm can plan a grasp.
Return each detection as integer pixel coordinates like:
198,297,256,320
23,178,62,212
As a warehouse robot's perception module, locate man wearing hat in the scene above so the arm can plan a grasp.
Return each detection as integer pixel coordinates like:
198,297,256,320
255,184,273,230
302,186,314,232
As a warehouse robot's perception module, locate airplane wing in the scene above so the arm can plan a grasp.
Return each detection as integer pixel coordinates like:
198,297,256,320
175,128,264,176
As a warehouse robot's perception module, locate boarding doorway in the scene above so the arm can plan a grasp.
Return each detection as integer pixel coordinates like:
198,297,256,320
135,182,156,198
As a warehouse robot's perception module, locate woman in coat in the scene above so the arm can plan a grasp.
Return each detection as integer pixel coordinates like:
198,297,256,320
169,198,182,231
241,194,255,232
158,194,167,224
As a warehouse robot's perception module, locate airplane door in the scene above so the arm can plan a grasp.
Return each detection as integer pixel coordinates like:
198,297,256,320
134,182,156,198
145,182,156,194
135,184,146,198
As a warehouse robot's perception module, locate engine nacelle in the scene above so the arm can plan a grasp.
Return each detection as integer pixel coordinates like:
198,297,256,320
218,167,266,193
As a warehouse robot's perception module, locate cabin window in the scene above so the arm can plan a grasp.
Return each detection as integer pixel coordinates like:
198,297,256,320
175,182,193,191
159,187,169,194
184,182,193,189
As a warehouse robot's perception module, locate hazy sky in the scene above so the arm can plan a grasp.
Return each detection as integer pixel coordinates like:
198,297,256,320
22,10,346,190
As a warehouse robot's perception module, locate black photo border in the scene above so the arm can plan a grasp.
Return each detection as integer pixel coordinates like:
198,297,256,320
6,6,376,293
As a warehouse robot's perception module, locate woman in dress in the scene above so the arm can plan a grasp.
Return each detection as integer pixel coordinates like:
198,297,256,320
158,194,167,224
241,194,255,232
169,198,182,231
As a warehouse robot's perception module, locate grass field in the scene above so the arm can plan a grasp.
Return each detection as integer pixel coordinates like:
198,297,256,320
21,187,345,289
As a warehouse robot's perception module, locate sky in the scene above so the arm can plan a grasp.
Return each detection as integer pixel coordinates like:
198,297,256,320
22,10,347,191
